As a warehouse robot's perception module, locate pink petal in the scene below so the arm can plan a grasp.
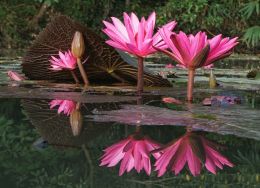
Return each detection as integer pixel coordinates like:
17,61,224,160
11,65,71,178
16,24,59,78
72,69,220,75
205,156,217,174
186,145,201,176
7,71,25,81
130,12,140,34
111,17,129,42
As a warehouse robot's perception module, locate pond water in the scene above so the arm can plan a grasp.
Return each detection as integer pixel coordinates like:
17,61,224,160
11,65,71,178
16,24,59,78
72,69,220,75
0,58,260,187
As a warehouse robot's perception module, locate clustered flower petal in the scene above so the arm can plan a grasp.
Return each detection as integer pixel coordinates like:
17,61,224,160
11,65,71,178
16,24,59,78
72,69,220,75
103,12,177,57
49,50,77,71
100,134,161,176
158,28,238,69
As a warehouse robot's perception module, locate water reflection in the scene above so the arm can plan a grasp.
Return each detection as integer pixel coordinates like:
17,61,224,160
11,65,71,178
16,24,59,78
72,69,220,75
154,129,233,177
21,99,119,148
49,99,76,116
23,99,235,177
100,129,161,176
0,97,259,187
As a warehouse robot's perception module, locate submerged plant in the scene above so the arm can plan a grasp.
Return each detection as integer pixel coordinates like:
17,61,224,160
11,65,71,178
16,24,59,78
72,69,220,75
102,12,176,93
157,28,238,101
154,131,234,177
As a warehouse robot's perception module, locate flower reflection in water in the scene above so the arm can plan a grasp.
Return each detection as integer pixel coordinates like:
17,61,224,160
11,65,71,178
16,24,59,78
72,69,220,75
154,130,234,177
49,99,76,116
100,131,161,176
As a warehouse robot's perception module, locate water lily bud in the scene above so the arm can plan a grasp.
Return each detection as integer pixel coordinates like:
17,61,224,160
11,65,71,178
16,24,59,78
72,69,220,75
209,69,217,89
71,31,85,58
69,109,83,136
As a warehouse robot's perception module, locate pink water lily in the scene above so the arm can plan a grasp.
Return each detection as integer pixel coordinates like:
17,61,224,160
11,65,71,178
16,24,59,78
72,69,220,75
103,12,176,93
100,134,162,176
7,71,25,81
158,29,238,69
49,50,77,71
154,131,234,177
157,28,238,101
49,99,76,116
103,12,176,57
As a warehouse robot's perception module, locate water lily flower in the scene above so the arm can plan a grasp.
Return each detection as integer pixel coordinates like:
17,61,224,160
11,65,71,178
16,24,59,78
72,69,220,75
49,99,76,116
162,97,182,104
50,50,77,71
100,133,162,176
49,50,80,83
157,28,238,101
7,71,25,81
103,12,177,93
154,131,234,177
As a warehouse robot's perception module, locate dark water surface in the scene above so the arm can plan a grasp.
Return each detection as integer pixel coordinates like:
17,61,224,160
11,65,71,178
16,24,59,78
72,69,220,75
0,85,259,188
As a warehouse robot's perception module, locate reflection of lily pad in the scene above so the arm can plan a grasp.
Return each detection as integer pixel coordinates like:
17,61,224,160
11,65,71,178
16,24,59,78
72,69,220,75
165,103,184,111
87,104,260,140
192,113,217,120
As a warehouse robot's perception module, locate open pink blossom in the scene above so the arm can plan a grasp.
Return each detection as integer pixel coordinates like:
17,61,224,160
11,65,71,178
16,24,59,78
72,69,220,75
157,28,238,101
100,134,162,176
49,99,76,116
157,29,238,69
7,71,25,81
154,132,233,177
103,12,176,93
49,50,77,71
103,12,177,57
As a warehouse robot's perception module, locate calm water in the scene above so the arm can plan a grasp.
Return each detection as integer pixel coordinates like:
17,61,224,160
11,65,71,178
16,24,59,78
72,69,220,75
0,58,260,187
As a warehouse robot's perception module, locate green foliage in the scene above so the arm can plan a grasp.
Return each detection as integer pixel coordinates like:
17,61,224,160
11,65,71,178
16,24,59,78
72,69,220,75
240,0,260,48
0,0,259,52
243,26,260,47
240,0,260,19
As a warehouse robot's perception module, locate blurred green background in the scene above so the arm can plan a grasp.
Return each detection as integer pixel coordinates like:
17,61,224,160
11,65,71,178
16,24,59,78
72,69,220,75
0,0,259,53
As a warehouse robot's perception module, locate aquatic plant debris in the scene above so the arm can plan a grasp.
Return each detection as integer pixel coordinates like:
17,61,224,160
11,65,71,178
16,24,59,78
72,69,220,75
7,71,25,81
202,96,241,106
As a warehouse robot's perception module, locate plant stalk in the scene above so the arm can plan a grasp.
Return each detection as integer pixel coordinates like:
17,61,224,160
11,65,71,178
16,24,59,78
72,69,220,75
137,56,144,94
187,68,195,102
76,58,89,86
70,70,79,84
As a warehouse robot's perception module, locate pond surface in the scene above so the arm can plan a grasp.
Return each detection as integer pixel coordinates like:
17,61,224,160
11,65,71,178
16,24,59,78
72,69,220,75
0,58,260,187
